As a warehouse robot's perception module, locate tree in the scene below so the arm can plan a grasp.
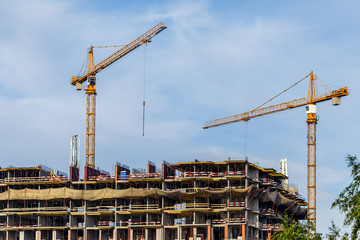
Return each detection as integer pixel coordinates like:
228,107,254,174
272,215,322,240
326,220,349,240
332,154,360,240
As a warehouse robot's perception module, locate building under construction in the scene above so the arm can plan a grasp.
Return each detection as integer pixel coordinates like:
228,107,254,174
0,159,306,240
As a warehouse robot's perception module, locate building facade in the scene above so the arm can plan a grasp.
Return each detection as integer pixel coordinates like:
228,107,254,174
0,160,306,240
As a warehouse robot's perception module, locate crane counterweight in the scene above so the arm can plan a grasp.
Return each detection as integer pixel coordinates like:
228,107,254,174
332,97,341,105
75,83,82,90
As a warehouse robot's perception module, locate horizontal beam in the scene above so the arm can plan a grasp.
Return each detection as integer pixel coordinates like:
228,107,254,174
203,87,349,129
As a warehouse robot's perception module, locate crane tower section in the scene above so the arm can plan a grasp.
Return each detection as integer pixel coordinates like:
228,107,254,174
71,23,167,167
306,72,318,226
203,71,350,232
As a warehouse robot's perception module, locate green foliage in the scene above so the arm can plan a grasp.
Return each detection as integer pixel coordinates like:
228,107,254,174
326,220,349,240
272,216,322,240
326,221,340,240
274,155,358,239
332,155,360,240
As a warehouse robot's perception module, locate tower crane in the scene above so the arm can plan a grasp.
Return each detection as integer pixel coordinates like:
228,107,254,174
203,71,349,230
71,22,167,168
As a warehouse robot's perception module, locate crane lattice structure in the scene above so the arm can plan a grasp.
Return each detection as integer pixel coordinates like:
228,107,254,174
203,71,349,230
71,22,167,167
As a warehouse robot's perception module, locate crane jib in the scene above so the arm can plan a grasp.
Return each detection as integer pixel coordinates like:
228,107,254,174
71,22,167,85
203,87,349,129
203,73,349,232
70,22,167,168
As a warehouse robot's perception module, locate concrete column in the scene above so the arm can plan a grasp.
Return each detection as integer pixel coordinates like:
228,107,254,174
224,225,228,240
145,228,149,240
156,227,162,240
245,163,249,240
245,200,248,239
193,227,197,239
84,199,87,240
129,228,133,240
113,229,117,240
178,226,181,240
19,231,24,240
38,185,41,235
67,230,71,240
115,181,118,240
242,225,246,240
255,223,259,240
228,225,232,239
245,162,249,187
35,231,41,240
157,228,163,240
227,163,230,188
99,229,102,240
207,225,212,240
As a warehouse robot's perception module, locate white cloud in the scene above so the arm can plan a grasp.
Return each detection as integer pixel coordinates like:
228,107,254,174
0,0,358,234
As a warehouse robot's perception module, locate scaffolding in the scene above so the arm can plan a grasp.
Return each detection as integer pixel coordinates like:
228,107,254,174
0,159,306,240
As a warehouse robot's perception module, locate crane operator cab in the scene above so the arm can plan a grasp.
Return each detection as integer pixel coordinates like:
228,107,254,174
87,76,96,86
306,104,316,114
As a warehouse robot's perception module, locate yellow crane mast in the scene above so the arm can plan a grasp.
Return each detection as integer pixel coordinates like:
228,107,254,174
203,71,349,230
71,22,167,167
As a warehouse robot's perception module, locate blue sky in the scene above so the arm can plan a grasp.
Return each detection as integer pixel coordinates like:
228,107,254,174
0,0,359,235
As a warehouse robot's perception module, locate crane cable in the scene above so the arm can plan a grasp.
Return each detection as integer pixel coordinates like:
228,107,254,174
142,43,148,136
244,123,248,159
243,74,310,157
253,73,311,110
